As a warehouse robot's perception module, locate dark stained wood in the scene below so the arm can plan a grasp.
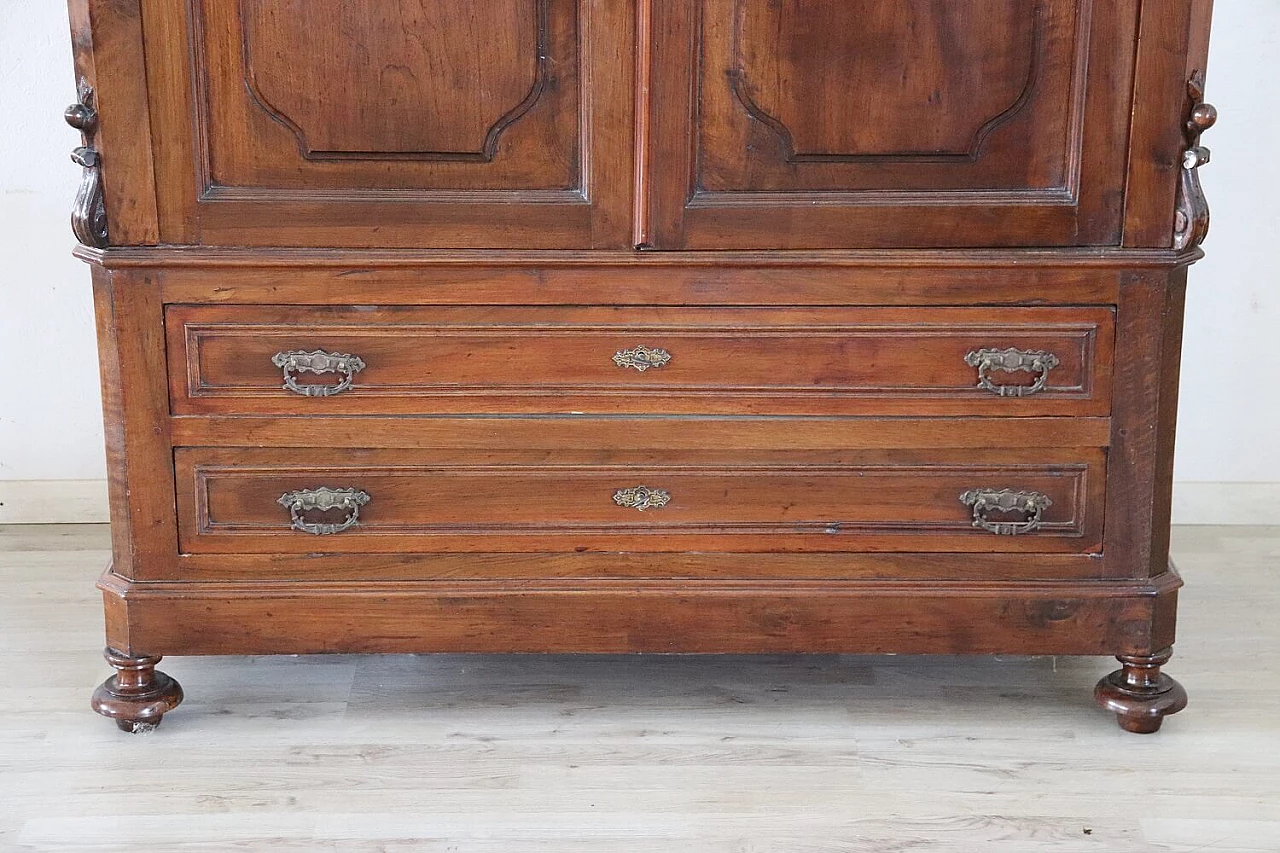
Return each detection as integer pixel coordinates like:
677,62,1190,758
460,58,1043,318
1187,0,1215,83
168,416,1114,452
85,246,1195,271
66,0,159,244
1094,647,1188,733
241,0,548,159
75,0,1213,733
167,305,1113,417
1074,0,1142,244
643,0,1139,249
89,647,184,733
137,0,634,247
151,251,1137,307
97,568,1183,657
1102,268,1188,579
164,552,1108,583
1123,0,1199,247
173,446,1107,555
733,1,1043,161
632,0,654,247
90,269,180,582
90,267,134,576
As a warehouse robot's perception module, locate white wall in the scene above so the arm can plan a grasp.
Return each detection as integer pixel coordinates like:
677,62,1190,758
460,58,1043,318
1172,1,1280,522
0,2,109,521
0,2,1277,523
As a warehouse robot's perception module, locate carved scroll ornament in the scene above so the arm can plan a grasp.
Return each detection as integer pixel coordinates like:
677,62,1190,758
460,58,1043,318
64,78,108,248
1173,71,1218,251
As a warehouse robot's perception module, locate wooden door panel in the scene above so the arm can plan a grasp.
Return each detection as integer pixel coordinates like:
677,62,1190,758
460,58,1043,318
213,0,570,188
242,0,547,161
142,0,632,247
711,0,1062,191
732,2,1039,162
642,0,1139,248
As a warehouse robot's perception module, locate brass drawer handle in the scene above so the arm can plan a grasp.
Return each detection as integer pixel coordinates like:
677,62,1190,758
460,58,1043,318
965,348,1060,398
272,349,366,397
278,487,371,535
613,486,671,512
959,489,1052,536
613,346,672,372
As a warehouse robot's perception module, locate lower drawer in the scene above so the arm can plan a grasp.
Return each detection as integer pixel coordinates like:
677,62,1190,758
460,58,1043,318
175,447,1105,555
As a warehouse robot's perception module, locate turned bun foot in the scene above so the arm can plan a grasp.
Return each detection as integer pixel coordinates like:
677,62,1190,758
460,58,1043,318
1094,647,1187,734
91,647,184,733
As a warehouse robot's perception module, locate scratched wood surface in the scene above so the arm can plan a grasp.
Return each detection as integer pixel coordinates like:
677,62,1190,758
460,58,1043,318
1,523,1276,852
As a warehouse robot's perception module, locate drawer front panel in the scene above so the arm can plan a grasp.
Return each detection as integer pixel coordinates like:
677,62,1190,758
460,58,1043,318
175,448,1105,555
167,306,1113,416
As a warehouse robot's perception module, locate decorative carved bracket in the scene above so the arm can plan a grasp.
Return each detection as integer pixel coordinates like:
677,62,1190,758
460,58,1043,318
64,78,109,248
1173,71,1218,251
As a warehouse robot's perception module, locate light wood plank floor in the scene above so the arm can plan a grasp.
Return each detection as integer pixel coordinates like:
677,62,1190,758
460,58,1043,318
1,524,1276,852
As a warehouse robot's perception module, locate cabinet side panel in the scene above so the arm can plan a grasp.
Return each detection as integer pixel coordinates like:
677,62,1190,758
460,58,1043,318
1186,0,1214,82
1149,269,1188,578
91,266,134,573
1103,267,1187,578
92,268,180,580
67,0,159,244
1122,0,1198,247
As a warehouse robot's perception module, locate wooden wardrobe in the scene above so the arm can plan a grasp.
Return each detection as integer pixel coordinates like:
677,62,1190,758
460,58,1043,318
66,0,1216,733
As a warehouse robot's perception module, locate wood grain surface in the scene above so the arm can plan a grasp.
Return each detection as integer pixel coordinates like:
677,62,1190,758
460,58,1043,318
136,0,634,247
641,0,1139,248
168,305,1112,417
173,446,1106,556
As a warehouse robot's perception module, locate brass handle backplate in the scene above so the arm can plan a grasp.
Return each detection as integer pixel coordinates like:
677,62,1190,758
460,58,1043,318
959,489,1052,536
965,348,1060,398
272,349,366,397
613,346,671,372
613,486,670,511
278,487,371,535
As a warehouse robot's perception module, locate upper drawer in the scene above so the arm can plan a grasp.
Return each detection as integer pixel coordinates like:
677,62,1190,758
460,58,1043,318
167,305,1113,417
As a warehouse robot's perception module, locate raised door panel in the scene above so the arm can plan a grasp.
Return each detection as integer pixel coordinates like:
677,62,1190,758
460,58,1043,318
641,0,1139,249
141,0,632,247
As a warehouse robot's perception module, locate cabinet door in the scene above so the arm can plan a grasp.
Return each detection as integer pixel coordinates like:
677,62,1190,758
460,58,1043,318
640,0,1139,249
140,0,632,248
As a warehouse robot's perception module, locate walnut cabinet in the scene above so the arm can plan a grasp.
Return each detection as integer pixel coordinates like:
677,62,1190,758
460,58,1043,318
67,0,1216,733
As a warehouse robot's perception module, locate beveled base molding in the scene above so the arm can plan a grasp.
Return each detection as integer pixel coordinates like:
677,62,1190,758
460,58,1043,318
90,648,184,733
1094,648,1188,733
98,568,1181,657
